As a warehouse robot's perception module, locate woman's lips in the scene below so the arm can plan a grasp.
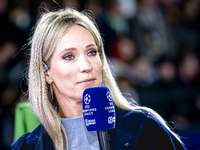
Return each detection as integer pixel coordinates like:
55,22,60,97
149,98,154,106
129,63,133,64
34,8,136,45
78,79,95,85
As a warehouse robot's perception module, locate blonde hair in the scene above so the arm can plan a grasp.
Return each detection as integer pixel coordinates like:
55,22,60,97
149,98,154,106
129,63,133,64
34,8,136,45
28,7,182,150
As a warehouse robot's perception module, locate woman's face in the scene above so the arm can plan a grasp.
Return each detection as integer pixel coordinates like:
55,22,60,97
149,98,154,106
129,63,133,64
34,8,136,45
46,25,102,104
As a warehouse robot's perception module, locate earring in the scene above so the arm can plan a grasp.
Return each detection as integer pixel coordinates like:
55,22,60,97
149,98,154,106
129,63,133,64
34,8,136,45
50,83,53,100
49,81,53,100
48,80,53,100
49,80,52,84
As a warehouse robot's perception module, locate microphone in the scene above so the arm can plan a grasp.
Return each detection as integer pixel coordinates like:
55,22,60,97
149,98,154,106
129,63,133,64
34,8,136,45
82,86,116,150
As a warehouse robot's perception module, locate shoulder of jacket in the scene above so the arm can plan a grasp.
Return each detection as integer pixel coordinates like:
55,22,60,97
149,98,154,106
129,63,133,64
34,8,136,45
115,107,171,132
115,107,150,133
11,132,30,150
11,124,44,150
115,107,165,125
115,107,149,121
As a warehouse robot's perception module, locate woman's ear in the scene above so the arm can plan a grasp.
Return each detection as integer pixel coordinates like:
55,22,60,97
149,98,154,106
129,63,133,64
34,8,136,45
42,62,53,84
45,70,53,84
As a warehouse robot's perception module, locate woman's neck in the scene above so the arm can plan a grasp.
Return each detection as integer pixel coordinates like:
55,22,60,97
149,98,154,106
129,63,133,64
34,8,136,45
58,100,83,118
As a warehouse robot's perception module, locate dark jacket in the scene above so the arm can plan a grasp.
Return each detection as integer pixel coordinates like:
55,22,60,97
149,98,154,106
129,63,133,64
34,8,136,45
11,108,187,150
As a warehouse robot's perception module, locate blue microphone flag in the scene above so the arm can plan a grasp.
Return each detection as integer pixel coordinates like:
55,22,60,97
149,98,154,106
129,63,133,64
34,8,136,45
83,86,116,131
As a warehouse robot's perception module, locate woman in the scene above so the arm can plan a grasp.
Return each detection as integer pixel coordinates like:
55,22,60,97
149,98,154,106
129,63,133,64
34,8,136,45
12,7,186,150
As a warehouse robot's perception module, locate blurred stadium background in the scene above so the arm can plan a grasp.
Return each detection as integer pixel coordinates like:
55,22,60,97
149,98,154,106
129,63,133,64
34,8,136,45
0,0,200,149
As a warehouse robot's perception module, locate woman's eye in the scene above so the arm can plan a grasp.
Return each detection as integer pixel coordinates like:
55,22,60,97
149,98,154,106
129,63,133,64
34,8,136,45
88,50,97,56
64,54,75,60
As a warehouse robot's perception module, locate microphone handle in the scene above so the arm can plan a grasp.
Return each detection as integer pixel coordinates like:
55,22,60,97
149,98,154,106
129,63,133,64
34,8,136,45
97,130,110,150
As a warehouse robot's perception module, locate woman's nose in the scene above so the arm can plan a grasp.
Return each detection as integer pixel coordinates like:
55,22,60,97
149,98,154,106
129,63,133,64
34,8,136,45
79,56,92,73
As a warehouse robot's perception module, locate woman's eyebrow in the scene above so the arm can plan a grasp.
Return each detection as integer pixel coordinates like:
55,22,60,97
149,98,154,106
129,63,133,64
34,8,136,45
59,47,77,55
86,43,97,48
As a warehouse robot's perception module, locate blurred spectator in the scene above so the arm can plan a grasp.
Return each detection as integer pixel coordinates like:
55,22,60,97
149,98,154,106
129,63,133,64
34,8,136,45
0,40,18,95
103,0,130,35
175,0,200,53
157,0,180,25
131,56,158,87
116,0,137,19
110,36,137,63
9,4,31,31
86,0,103,24
178,51,200,86
155,56,185,88
98,0,130,56
0,0,9,15
117,75,140,104
110,36,138,83
129,0,177,62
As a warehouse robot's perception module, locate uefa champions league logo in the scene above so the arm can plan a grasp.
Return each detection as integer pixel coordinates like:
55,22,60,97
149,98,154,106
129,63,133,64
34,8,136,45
84,94,91,104
106,91,114,105
106,91,112,101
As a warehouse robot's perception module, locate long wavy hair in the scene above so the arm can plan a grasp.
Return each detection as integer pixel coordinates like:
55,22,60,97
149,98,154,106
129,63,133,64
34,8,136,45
28,7,182,150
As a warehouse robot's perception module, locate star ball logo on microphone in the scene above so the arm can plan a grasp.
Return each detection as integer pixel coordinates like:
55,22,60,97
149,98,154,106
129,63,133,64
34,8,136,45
83,94,97,116
105,91,115,113
106,91,114,106
84,94,91,109
106,91,112,101
84,94,91,104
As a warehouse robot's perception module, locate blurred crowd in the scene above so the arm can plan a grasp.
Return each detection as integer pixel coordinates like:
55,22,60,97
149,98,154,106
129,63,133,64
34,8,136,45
0,0,200,149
